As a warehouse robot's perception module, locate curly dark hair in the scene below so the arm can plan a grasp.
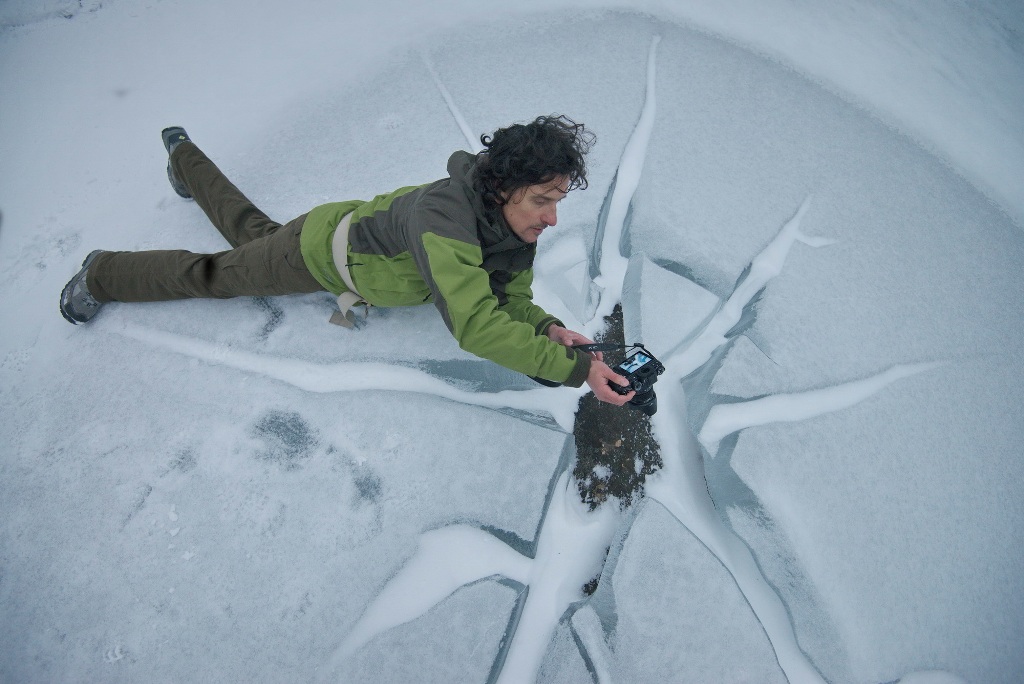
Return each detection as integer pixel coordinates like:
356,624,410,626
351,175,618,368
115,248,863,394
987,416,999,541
474,115,596,208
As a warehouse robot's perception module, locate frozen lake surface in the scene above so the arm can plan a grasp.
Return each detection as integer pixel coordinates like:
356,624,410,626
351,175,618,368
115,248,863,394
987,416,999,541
1,1,1022,682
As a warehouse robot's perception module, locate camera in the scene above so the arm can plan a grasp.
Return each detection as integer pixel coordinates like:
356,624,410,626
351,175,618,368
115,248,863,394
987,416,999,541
609,345,665,416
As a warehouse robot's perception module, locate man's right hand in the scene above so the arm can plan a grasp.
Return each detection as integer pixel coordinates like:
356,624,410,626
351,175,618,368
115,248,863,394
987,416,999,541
586,360,636,406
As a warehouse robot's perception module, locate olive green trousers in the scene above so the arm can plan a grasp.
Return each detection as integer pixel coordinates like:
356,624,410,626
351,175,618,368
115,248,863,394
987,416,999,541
86,142,323,303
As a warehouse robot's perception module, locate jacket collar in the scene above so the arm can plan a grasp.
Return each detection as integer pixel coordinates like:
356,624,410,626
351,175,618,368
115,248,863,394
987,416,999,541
447,151,529,253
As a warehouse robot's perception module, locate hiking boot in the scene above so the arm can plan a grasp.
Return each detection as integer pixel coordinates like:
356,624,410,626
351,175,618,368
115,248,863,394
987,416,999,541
60,250,106,324
161,126,193,199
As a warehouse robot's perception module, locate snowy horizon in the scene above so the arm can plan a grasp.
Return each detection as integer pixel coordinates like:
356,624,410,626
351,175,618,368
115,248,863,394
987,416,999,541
2,1,1022,683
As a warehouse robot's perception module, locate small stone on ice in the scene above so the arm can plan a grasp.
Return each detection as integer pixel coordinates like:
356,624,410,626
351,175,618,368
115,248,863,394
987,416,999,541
169,527,180,537
182,551,195,561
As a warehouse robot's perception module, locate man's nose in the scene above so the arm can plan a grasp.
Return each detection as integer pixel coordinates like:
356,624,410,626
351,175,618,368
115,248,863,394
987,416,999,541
542,206,557,227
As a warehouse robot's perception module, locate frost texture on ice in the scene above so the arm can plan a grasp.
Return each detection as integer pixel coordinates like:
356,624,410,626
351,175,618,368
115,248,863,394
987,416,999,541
621,253,719,352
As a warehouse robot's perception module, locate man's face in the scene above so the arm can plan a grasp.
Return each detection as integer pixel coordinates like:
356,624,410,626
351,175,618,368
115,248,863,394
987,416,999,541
501,176,569,243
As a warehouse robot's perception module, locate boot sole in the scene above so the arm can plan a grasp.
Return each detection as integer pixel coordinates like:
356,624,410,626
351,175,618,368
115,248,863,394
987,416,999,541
161,127,194,198
60,250,104,324
166,160,193,199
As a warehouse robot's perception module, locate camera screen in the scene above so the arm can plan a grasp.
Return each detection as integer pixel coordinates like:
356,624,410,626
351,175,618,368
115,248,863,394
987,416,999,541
620,352,652,374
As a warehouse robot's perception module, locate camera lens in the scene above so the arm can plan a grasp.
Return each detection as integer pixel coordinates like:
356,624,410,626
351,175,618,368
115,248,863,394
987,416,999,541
628,389,658,416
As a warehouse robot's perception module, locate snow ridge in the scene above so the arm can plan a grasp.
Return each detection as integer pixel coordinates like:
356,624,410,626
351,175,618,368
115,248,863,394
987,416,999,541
699,362,943,455
664,196,833,377
113,322,581,431
322,469,621,684
586,35,661,329
647,198,937,682
327,524,532,665
425,56,483,153
646,202,832,683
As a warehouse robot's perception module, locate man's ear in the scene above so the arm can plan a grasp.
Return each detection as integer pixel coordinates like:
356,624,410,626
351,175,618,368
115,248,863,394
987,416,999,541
502,187,525,205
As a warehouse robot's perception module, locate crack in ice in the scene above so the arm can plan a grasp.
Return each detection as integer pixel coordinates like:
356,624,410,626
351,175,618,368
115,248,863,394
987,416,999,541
643,210,833,682
586,35,661,330
111,322,581,431
328,524,533,664
699,362,944,455
424,54,483,153
645,394,828,683
663,196,835,378
570,606,615,684
643,196,936,682
323,467,621,684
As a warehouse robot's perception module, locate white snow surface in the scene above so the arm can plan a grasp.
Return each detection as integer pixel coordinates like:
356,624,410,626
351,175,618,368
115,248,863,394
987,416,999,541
2,1,1023,683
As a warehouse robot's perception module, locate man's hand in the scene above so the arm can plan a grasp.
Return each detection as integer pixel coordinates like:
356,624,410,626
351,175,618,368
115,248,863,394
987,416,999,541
546,324,630,404
546,324,603,361
586,359,635,405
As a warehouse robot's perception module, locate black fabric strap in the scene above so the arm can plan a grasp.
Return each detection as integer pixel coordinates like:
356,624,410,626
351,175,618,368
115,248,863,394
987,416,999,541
572,343,630,353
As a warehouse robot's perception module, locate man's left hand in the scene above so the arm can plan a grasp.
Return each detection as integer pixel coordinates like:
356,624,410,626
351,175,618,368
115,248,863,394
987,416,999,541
546,324,603,362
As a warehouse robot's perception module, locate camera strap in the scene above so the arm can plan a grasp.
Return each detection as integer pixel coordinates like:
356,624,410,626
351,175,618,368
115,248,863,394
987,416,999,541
572,343,637,353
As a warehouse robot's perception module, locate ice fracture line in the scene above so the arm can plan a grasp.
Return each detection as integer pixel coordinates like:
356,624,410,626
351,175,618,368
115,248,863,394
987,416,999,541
645,199,839,683
328,524,533,663
647,379,827,684
699,362,943,455
322,469,621,684
113,322,581,431
586,35,661,329
425,55,483,153
664,196,834,378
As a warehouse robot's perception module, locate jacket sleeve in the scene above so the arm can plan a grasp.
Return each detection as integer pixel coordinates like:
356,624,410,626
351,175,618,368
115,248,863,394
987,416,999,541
417,231,590,387
497,269,563,336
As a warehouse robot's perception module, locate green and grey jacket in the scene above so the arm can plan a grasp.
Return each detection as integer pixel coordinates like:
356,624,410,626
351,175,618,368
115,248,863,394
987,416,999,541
299,151,591,387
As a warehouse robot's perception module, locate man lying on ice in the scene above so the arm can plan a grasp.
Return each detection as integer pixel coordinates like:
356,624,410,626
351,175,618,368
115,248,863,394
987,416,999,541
60,115,634,406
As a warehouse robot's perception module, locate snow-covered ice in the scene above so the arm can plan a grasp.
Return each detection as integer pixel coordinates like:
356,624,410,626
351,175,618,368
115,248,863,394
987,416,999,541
2,2,1022,683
